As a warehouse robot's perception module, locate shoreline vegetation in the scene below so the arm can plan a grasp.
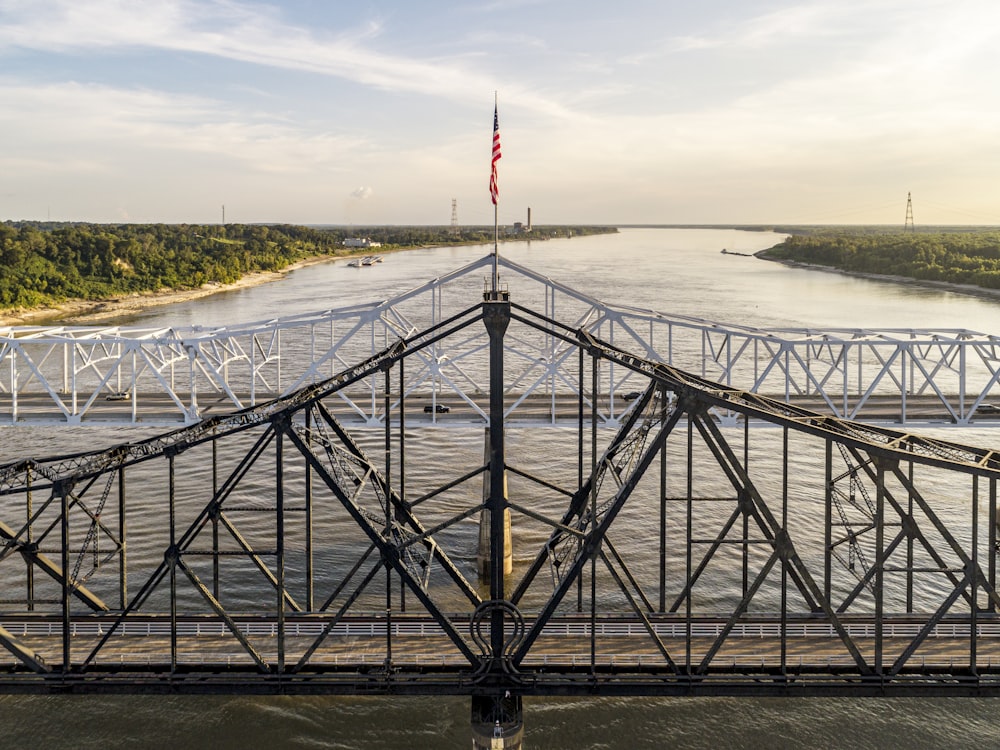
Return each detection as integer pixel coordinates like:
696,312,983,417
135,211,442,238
8,223,1000,327
0,222,616,327
756,226,1000,305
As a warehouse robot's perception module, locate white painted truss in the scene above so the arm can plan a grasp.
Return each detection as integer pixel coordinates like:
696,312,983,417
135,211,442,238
1,254,999,427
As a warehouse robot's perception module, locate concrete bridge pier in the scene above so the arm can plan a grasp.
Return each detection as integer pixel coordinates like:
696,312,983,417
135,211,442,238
471,693,524,749
477,427,512,580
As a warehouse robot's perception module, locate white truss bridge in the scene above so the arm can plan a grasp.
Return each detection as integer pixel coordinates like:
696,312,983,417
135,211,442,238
1,254,999,427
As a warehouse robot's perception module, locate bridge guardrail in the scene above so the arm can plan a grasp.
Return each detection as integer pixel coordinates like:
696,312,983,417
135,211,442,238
6,617,1000,640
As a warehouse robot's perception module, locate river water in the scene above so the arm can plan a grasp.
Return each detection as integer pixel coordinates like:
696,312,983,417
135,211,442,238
3,228,1000,748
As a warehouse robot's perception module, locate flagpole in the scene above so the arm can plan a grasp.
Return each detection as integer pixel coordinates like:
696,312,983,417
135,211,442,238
491,92,500,297
493,200,499,295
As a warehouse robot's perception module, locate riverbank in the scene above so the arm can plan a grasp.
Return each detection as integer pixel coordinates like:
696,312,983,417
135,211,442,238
0,238,517,327
0,225,617,328
756,251,1000,306
0,254,339,327
0,241,468,327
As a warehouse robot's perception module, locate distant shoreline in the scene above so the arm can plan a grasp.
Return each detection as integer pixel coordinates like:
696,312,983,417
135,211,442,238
0,229,607,327
10,233,1000,328
12,235,1000,328
756,251,1000,305
0,254,338,327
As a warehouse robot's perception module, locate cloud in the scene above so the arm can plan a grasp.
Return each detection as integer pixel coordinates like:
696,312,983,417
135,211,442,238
666,0,896,53
0,78,370,175
3,0,999,225
0,0,573,118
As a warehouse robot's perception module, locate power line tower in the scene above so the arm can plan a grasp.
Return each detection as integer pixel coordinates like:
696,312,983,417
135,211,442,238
450,198,459,235
904,192,914,232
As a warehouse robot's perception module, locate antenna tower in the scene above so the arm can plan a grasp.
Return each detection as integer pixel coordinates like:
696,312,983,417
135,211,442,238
904,192,914,232
450,198,459,235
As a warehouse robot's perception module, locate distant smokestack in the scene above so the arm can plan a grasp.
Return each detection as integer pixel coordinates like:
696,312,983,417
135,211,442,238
527,207,531,231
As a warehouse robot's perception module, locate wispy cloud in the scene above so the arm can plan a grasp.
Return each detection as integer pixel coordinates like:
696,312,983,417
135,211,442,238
666,0,898,53
0,78,369,174
0,0,574,117
2,0,999,223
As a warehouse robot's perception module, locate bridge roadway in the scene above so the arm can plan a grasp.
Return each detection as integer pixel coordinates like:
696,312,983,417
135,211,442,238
2,390,997,426
2,614,998,690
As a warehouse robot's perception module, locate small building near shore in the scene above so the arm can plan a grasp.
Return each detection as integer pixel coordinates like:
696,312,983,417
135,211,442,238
343,237,382,249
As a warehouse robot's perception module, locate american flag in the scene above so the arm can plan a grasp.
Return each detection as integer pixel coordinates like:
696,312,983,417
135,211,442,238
489,105,501,205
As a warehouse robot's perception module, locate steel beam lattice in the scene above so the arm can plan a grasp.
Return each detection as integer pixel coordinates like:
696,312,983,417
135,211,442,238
2,256,1000,427
2,275,1000,697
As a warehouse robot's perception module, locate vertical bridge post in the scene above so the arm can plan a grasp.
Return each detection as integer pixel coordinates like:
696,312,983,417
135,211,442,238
483,296,511,622
478,428,512,580
475,290,524,748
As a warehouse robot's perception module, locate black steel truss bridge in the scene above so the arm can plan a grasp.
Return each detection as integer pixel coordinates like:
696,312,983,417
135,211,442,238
3,267,1000,736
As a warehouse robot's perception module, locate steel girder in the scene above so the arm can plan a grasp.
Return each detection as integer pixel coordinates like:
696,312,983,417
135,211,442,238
1,302,1000,695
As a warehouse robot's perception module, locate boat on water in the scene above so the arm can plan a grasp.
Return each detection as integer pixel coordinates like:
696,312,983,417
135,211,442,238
347,255,384,267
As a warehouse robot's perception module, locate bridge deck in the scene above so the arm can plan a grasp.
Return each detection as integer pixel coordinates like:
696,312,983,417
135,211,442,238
3,615,998,678
2,391,996,426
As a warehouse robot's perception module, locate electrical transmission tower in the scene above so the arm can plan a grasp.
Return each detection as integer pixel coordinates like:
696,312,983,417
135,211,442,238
904,192,914,232
450,198,459,235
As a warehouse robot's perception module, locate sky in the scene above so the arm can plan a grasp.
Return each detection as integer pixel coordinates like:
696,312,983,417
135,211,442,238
2,0,1000,226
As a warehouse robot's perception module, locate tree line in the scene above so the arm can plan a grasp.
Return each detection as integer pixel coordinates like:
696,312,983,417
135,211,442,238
759,229,1000,290
0,222,615,311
